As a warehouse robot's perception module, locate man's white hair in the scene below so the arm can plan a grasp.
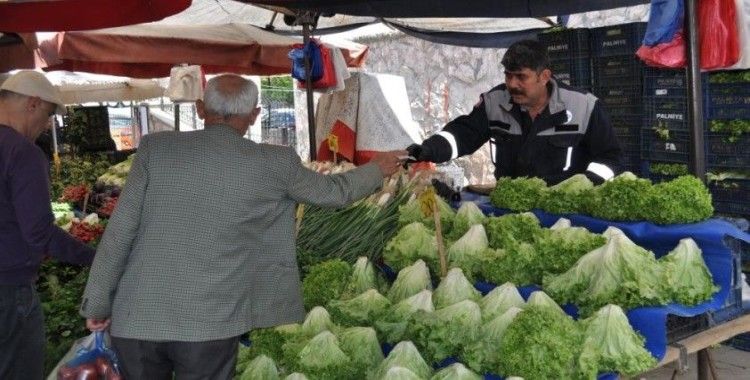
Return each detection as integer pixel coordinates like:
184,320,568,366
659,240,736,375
203,75,258,117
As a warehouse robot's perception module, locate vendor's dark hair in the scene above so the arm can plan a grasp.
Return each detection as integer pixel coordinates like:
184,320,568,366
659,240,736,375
501,40,550,72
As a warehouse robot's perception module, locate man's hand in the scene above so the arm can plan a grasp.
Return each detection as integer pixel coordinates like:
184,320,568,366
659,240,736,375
406,143,433,162
86,318,111,332
370,150,408,177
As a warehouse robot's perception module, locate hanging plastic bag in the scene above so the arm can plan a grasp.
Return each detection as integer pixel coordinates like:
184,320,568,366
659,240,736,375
642,0,684,46
289,40,324,82
699,0,741,70
50,331,122,380
637,29,687,68
297,42,337,90
165,65,205,102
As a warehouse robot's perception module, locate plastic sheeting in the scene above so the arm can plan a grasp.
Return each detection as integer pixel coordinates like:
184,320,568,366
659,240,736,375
461,192,750,360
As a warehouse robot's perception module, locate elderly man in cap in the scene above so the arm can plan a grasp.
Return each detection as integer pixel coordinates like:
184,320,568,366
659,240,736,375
0,71,96,379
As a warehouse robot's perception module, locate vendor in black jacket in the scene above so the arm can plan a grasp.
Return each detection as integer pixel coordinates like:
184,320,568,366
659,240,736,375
407,40,622,185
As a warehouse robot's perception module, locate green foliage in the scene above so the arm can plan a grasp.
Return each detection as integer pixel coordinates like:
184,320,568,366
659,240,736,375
301,260,352,310
483,213,543,249
50,154,111,200
584,173,653,221
709,70,750,83
649,163,689,176
498,306,583,379
37,262,90,374
261,76,294,105
643,176,714,224
407,300,482,364
374,290,434,344
708,119,750,143
461,307,522,373
489,177,548,211
383,222,438,273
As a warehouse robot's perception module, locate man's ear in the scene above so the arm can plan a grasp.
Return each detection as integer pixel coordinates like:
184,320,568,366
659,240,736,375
195,99,206,119
540,68,552,83
248,106,261,124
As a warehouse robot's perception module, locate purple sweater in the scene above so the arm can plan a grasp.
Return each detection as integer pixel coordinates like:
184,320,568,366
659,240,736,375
0,125,95,285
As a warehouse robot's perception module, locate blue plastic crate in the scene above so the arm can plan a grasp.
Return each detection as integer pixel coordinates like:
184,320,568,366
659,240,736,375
537,28,591,58
641,129,690,163
705,132,750,169
709,178,750,218
593,55,644,86
590,22,647,57
610,115,642,137
550,55,592,88
706,82,750,120
727,333,750,352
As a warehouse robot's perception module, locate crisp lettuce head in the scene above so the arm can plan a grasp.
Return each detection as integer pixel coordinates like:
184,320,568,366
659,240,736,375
430,363,482,380
327,289,391,327
583,173,652,221
384,222,438,272
447,224,488,279
338,326,384,377
379,366,425,380
375,290,434,343
296,331,354,380
490,176,548,212
240,355,280,380
479,282,525,322
484,213,543,249
540,174,594,214
578,304,657,377
345,256,379,297
526,291,565,315
659,238,718,305
498,305,583,379
388,260,433,303
398,196,455,234
284,373,308,380
408,300,482,364
301,306,336,336
447,202,486,241
544,231,669,316
433,268,482,309
550,217,572,229
644,176,713,224
462,307,522,373
373,341,433,379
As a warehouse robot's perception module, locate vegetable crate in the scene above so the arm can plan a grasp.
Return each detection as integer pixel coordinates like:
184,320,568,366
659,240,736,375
708,237,747,325
709,178,750,218
537,28,591,59
705,82,750,120
610,115,642,137
590,22,647,57
592,85,643,117
592,55,644,86
550,55,592,88
705,132,750,169
727,332,750,352
642,67,707,97
667,314,709,343
643,96,690,133
641,130,690,163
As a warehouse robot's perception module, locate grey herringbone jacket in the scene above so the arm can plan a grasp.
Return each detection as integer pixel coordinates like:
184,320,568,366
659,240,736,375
80,125,382,341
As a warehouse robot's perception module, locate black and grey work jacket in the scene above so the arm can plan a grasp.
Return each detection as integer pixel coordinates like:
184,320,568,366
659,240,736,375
422,79,622,185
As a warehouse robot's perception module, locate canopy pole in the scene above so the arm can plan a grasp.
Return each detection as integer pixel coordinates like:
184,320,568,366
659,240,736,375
174,103,180,131
297,11,317,161
685,0,706,182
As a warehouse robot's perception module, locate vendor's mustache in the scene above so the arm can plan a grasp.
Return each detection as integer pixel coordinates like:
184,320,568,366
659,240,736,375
509,88,524,95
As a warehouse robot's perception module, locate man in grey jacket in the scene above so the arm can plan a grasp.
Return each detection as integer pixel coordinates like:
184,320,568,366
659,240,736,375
81,74,405,379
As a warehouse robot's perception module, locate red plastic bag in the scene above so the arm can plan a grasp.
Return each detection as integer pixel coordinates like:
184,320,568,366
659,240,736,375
699,0,740,69
636,29,687,68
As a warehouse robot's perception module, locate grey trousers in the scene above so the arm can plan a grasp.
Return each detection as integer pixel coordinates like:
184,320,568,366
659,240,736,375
111,335,240,380
0,285,45,380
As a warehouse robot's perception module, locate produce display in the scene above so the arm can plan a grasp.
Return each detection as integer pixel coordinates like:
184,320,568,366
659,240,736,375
489,173,714,224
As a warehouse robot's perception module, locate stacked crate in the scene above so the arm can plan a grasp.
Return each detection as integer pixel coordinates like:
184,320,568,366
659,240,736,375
704,70,750,218
537,28,593,91
589,23,648,174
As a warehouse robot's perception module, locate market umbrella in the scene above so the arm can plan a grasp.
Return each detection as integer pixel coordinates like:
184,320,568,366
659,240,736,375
37,23,368,78
0,33,41,72
0,0,191,32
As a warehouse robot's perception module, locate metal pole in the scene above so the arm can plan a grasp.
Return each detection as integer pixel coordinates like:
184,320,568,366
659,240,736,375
685,0,706,182
303,22,317,161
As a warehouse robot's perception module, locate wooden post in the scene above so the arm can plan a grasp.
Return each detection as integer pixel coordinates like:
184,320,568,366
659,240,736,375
433,204,447,278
